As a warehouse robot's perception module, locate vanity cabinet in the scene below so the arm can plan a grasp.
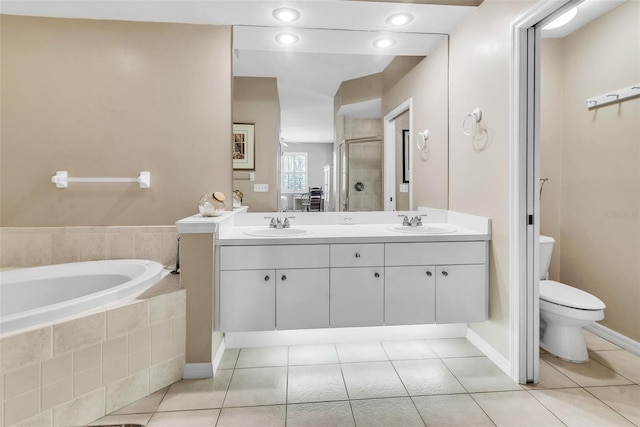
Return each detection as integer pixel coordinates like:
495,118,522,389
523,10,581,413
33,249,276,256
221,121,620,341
385,266,436,325
218,240,488,332
385,242,488,324
219,245,330,332
330,267,384,327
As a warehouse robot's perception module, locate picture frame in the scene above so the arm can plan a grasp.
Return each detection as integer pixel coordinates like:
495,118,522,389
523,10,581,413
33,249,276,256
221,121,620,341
232,123,255,170
402,129,410,183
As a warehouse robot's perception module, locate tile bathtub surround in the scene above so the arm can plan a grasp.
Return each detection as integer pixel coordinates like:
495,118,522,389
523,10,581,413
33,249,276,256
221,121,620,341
0,287,186,427
87,332,640,427
0,226,179,269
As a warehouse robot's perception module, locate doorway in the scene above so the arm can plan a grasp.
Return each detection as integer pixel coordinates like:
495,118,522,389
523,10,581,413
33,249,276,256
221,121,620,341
383,98,413,211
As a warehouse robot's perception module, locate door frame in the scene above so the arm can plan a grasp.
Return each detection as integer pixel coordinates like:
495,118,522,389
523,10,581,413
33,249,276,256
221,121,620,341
510,0,581,384
383,98,413,211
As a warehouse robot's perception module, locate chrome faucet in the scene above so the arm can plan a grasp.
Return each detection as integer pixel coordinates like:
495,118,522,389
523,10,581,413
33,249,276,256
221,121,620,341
399,214,424,227
266,216,294,229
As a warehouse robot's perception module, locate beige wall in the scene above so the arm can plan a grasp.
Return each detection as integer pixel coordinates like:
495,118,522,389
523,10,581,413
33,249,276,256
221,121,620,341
448,0,535,358
232,77,280,212
541,1,640,341
0,16,232,227
383,39,449,211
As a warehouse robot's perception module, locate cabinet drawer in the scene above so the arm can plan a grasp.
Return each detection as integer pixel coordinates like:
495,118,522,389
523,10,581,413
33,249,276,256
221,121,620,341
220,244,329,270
330,243,384,267
385,242,486,266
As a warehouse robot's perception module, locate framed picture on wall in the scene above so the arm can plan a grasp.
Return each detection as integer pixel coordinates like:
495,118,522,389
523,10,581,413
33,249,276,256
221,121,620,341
402,129,410,183
233,123,255,170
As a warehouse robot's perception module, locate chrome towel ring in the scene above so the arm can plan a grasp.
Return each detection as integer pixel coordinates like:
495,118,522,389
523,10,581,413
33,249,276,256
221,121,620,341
463,108,482,136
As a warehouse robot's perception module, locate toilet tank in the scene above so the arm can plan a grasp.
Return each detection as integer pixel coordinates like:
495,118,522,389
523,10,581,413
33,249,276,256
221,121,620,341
539,235,555,279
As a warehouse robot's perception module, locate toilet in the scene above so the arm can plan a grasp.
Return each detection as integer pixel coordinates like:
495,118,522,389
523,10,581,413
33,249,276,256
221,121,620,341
539,235,606,362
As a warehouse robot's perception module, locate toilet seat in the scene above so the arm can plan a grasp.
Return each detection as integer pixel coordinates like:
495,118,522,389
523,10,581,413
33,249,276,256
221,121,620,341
540,280,605,310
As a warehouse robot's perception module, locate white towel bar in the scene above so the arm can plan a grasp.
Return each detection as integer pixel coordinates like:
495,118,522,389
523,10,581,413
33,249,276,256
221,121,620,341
51,171,150,188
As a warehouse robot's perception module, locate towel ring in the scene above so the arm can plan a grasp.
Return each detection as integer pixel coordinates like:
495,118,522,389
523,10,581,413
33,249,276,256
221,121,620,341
463,108,482,136
417,129,429,150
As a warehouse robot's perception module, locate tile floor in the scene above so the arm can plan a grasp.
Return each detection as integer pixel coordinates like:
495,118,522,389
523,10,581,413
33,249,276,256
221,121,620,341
87,331,640,427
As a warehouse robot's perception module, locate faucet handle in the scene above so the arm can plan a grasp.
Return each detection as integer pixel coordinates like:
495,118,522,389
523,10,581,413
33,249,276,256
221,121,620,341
268,217,277,228
400,215,409,226
283,217,290,228
416,215,422,226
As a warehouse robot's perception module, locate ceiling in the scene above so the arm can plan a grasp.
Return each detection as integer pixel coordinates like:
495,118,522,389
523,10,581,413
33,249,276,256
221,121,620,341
1,0,625,143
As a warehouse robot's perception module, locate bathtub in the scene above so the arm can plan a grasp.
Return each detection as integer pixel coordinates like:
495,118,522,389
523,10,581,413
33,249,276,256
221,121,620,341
0,259,163,334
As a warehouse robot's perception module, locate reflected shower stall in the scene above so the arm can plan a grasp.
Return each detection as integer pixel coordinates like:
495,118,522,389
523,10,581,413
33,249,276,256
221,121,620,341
339,136,383,211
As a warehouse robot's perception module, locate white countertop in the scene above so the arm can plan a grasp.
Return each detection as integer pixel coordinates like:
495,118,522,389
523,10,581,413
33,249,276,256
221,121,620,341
176,209,491,245
216,222,490,246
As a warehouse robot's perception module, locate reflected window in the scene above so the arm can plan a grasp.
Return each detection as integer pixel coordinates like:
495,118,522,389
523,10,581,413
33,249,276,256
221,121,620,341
282,152,308,192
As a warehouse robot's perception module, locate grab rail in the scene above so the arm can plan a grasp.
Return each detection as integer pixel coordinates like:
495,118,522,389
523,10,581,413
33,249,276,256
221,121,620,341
51,171,150,188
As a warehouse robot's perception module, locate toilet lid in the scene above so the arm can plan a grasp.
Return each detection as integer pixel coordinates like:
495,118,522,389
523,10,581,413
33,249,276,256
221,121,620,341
540,280,606,310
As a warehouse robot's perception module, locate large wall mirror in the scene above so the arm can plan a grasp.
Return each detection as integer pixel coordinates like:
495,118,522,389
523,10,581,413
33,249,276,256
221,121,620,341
232,25,451,213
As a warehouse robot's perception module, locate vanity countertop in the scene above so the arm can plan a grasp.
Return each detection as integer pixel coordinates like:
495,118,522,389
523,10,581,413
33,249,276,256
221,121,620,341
216,222,489,246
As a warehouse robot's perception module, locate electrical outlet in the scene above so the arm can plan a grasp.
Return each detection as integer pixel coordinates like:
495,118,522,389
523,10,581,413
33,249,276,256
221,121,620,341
254,183,269,192
341,215,355,225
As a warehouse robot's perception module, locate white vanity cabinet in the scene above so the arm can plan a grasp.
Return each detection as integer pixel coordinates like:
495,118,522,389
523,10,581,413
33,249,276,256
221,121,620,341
219,244,330,332
385,242,488,324
330,244,385,327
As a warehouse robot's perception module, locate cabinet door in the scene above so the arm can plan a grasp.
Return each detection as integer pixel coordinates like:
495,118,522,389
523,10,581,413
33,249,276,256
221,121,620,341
385,266,436,325
220,270,275,332
330,267,384,327
436,265,487,323
276,268,329,330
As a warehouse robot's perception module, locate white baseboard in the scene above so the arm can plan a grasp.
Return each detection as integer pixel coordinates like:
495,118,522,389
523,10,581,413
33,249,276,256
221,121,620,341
183,363,213,379
466,327,511,376
211,338,227,374
224,324,467,349
585,323,640,356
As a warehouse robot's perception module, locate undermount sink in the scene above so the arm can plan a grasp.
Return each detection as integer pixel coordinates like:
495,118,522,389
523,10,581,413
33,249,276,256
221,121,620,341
387,224,457,234
243,228,310,237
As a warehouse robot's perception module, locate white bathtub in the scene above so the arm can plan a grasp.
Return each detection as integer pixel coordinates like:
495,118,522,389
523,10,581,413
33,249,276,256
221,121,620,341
0,259,163,334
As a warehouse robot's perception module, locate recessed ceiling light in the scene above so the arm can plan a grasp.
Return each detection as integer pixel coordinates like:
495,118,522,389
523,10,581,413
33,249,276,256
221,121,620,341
543,7,578,30
373,38,396,49
275,32,299,45
272,7,300,23
386,12,414,27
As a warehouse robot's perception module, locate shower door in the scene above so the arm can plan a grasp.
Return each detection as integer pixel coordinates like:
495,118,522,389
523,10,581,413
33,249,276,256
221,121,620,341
339,136,383,212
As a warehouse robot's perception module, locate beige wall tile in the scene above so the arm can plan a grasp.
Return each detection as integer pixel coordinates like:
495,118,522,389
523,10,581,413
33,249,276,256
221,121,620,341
160,232,180,267
102,357,127,386
151,320,171,345
52,387,105,427
133,233,163,264
74,366,102,397
13,409,52,427
150,290,186,325
128,349,150,375
77,234,107,261
128,326,150,354
23,234,52,267
74,344,101,374
106,234,134,260
105,370,149,415
51,233,79,264
42,353,72,386
172,316,186,357
4,389,40,426
0,326,52,374
106,300,149,339
42,376,73,410
151,340,173,366
53,312,105,356
103,336,127,365
4,363,40,400
149,355,184,393
0,234,24,267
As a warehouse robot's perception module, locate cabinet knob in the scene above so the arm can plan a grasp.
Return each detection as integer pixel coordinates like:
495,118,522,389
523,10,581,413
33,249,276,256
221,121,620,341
374,272,380,278
442,271,448,277
426,271,433,277
355,252,361,258
264,275,270,282
281,275,287,281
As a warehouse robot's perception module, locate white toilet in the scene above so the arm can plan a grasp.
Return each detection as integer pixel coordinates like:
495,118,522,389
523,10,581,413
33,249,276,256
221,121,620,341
539,235,606,362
